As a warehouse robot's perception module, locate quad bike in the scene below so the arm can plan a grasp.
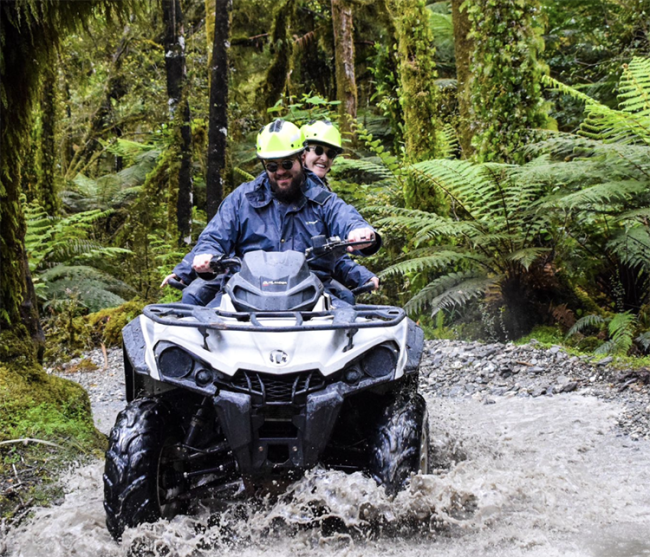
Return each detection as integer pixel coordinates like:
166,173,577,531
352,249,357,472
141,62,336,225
103,236,428,540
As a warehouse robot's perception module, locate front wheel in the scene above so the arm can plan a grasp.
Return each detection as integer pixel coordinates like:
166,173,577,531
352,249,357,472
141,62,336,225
368,392,430,495
103,397,188,540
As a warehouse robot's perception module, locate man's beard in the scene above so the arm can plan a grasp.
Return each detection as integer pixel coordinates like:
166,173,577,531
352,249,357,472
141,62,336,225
270,173,304,203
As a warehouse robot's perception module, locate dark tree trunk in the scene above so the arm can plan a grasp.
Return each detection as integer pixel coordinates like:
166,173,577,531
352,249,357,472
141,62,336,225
1,0,131,359
38,53,60,215
259,0,296,113
162,0,193,243
331,0,357,137
206,0,232,220
451,0,474,158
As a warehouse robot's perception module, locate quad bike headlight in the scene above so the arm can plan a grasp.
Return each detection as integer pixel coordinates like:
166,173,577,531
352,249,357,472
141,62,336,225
158,346,194,379
361,344,398,379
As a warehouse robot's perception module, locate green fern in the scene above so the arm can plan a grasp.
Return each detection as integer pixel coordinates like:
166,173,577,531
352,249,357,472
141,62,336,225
567,311,637,355
62,141,160,212
534,61,650,311
25,201,133,312
374,158,553,320
40,266,134,313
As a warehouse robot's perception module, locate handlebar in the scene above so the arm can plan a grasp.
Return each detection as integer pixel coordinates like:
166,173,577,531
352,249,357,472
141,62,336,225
305,235,377,262
168,277,186,291
209,256,241,273
351,281,376,296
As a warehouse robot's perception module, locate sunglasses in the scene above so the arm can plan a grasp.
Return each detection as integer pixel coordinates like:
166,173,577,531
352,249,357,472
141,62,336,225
307,145,338,160
265,159,296,173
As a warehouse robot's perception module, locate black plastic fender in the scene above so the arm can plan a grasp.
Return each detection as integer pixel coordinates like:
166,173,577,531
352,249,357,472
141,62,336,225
404,318,425,374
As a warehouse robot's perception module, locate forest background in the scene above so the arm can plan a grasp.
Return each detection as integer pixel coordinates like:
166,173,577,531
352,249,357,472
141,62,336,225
2,0,650,474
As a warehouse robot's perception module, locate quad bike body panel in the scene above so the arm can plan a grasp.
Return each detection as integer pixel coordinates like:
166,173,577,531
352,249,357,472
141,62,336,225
106,244,427,540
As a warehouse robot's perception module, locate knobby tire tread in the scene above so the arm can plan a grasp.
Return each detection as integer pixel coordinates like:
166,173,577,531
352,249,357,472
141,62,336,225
369,392,428,495
103,398,175,540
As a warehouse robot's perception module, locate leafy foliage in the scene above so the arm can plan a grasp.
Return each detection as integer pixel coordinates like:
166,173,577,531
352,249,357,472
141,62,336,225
466,0,549,163
568,311,641,355
530,58,650,313
372,157,576,338
25,202,133,312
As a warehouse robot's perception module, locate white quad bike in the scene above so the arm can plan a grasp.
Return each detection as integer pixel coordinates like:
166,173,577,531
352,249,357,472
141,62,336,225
103,236,428,540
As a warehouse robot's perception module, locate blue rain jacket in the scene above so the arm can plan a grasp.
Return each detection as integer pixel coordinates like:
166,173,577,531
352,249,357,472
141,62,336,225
173,170,378,287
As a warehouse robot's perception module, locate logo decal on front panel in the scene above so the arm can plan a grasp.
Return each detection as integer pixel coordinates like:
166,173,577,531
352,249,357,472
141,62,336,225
269,350,288,365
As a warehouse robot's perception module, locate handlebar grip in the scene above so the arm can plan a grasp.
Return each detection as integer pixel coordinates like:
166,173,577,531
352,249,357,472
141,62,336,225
168,278,186,291
351,281,376,296
209,256,241,273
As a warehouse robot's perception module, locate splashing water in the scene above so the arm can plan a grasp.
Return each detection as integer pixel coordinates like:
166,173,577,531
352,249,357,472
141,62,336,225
4,393,650,557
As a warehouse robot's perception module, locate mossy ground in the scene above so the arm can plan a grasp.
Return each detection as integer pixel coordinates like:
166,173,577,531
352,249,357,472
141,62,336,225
0,327,106,520
43,299,146,362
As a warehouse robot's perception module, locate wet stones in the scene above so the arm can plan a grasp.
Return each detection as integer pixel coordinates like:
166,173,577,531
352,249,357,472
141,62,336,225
419,340,650,441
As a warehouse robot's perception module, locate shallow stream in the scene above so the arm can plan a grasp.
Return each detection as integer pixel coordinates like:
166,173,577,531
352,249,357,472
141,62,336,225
3,393,650,557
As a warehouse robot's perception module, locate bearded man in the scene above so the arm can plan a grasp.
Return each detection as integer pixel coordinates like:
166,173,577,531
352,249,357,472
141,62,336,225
163,119,380,307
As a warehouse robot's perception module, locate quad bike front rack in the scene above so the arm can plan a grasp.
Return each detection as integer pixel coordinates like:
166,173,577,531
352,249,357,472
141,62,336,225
143,303,406,333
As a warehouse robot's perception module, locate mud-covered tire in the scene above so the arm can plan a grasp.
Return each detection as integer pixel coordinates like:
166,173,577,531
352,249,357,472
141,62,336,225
368,392,429,495
103,397,187,540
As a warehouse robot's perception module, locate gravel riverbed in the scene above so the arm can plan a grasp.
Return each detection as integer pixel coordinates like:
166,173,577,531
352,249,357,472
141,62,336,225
52,339,650,441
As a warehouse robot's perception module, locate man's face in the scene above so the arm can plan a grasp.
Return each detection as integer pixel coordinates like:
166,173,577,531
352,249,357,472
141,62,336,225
264,156,304,202
302,142,337,179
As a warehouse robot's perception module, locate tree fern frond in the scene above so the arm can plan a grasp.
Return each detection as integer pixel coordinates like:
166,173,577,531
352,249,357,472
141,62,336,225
567,314,606,336
594,340,617,355
424,276,499,315
506,247,551,270
331,157,399,184
541,74,608,109
636,331,650,352
615,207,650,222
39,265,135,312
379,250,486,277
427,9,453,42
609,311,636,339
402,271,480,315
607,227,650,270
618,58,650,117
437,123,459,159
542,74,650,145
409,159,493,209
543,180,647,209
373,207,476,240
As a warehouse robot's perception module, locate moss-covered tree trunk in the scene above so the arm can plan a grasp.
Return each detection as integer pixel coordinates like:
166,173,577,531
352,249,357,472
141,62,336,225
386,0,440,164
205,0,215,69
37,53,60,216
465,0,547,164
206,0,232,219
1,0,132,354
331,0,357,138
259,0,296,113
163,0,193,244
451,0,474,159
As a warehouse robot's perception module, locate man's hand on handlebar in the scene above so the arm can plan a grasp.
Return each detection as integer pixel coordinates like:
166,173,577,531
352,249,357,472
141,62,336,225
370,276,379,291
161,273,183,288
347,228,376,252
192,253,214,274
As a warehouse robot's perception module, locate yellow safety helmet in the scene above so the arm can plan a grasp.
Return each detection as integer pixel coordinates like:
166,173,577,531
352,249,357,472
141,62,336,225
256,119,305,159
300,120,343,153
